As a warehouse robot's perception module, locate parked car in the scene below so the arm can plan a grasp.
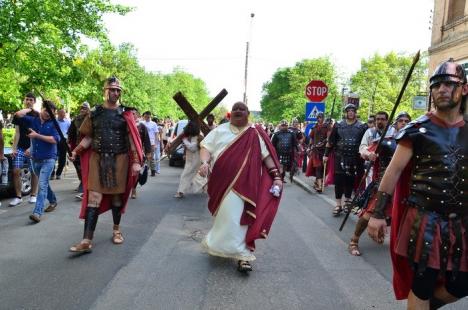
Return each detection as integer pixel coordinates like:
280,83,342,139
0,147,32,197
168,120,188,167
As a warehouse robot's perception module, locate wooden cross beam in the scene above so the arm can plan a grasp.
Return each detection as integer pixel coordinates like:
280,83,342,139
168,89,228,153
172,88,228,136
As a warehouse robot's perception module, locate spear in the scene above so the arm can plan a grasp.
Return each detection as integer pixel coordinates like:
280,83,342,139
339,50,421,231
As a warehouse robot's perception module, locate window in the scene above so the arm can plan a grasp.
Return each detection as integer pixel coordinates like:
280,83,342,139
447,0,466,24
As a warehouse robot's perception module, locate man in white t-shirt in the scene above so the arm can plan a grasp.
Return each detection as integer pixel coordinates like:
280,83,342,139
142,111,159,176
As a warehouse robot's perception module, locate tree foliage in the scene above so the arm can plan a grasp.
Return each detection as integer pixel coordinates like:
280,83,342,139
260,57,339,123
0,0,212,121
349,52,428,120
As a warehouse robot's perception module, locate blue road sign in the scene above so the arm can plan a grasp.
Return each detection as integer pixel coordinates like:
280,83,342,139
305,123,314,138
305,102,325,122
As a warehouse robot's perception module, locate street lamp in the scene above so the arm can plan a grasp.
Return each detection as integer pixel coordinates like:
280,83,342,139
243,13,255,106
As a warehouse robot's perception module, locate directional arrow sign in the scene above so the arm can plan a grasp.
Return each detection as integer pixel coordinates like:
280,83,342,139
305,102,325,122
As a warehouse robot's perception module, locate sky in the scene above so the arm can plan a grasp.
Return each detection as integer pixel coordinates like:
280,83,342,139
104,0,434,111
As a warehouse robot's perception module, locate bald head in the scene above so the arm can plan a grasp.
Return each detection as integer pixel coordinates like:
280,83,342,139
230,101,250,127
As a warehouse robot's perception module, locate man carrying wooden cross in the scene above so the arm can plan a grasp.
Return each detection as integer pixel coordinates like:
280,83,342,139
198,102,283,273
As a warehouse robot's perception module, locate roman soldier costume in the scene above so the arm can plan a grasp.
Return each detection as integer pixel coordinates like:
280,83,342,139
271,123,297,178
70,77,143,253
306,113,329,192
370,59,468,304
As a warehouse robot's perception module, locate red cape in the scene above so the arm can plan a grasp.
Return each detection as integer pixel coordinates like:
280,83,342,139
390,163,413,300
324,151,335,186
207,125,282,251
79,110,143,219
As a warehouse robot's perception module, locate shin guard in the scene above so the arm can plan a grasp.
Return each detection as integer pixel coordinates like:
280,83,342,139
83,206,99,240
112,206,122,226
353,217,369,238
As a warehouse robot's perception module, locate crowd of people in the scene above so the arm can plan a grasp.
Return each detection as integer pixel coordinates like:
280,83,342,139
0,58,467,310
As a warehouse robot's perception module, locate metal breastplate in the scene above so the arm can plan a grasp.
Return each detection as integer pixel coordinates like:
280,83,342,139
276,131,293,154
336,121,362,157
91,106,129,154
376,137,396,181
408,120,468,214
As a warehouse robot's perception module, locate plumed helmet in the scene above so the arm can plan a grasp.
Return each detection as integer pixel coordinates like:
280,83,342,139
103,76,122,90
396,111,411,121
280,119,288,126
344,103,357,111
429,58,467,89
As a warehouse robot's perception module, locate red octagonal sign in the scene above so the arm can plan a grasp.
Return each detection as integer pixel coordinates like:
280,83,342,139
305,80,328,102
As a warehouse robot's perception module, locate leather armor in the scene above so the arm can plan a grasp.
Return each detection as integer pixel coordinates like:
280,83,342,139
91,105,129,154
273,130,295,167
375,137,396,182
397,115,468,214
335,120,364,175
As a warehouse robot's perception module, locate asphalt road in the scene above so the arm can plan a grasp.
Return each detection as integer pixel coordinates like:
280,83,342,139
0,161,466,310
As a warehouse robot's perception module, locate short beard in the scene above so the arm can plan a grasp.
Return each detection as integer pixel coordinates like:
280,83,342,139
434,99,458,111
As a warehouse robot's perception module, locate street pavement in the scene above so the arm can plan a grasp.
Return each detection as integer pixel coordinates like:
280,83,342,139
0,162,466,309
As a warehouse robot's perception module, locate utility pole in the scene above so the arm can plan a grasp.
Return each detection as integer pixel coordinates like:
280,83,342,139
243,13,255,106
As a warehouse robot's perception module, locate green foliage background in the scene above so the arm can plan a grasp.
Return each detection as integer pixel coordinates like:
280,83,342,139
0,0,213,119
260,53,428,123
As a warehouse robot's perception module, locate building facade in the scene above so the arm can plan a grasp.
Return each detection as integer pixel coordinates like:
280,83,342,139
429,0,468,75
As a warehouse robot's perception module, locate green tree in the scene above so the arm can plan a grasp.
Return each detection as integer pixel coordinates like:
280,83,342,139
349,52,428,120
0,0,131,110
260,57,339,123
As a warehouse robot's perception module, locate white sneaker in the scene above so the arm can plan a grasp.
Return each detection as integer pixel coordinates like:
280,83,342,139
9,197,23,207
29,196,37,204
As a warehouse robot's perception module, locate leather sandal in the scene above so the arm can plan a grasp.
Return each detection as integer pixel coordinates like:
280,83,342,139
348,239,361,256
332,205,342,216
112,230,124,244
69,242,92,253
174,192,184,198
237,260,253,272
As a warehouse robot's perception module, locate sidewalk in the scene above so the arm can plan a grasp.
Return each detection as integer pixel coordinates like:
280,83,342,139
292,171,362,229
292,171,336,207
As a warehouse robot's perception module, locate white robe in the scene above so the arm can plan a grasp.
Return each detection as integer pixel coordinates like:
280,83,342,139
177,136,203,194
200,123,269,261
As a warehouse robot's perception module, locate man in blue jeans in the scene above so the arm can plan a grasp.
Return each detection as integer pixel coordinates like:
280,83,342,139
14,100,60,223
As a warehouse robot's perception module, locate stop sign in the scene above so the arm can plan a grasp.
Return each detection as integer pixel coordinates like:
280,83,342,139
305,80,328,102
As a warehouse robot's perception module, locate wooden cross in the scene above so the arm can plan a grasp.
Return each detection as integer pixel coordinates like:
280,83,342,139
173,89,227,136
168,89,228,152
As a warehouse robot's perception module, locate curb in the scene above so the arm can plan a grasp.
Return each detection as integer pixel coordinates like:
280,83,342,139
292,176,336,207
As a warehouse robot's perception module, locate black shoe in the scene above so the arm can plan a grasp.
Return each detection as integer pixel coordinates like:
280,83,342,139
50,174,55,180
55,175,61,180
151,170,156,177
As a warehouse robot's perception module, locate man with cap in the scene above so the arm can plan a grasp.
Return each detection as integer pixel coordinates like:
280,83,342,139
67,102,91,198
368,58,468,309
324,104,366,216
271,120,297,181
69,77,143,252
306,112,329,192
